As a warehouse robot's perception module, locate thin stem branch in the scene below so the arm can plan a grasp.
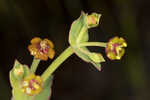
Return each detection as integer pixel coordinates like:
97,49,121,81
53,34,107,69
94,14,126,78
41,46,74,82
30,58,40,73
79,42,107,47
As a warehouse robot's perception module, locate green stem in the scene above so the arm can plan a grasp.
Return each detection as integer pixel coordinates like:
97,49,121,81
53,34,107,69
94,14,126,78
79,42,107,47
30,58,40,73
41,46,74,82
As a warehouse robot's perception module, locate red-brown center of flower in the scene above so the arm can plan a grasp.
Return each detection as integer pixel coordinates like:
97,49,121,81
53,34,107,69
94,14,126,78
29,79,39,90
111,43,120,55
36,41,50,54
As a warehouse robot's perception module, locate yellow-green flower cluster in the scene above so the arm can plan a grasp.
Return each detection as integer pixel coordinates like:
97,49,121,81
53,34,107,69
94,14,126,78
105,37,127,60
21,74,43,96
28,37,55,61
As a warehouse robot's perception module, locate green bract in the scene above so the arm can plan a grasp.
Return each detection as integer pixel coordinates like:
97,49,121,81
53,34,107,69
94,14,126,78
10,60,30,88
89,53,105,63
69,12,105,71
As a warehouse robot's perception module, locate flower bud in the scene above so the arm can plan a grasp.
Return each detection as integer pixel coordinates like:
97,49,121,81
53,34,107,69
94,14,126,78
13,60,24,78
14,65,24,77
87,13,101,28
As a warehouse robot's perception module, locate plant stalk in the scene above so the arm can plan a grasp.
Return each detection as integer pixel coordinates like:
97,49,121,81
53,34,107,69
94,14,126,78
30,58,40,73
41,46,74,82
79,42,107,47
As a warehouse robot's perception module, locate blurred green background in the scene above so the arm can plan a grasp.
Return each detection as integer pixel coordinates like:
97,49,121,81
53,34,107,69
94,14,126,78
0,0,150,100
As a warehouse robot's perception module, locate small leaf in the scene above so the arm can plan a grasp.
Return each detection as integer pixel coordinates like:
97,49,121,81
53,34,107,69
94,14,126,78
69,11,89,46
89,53,105,63
74,47,102,71
10,69,20,88
91,62,102,71
12,88,34,100
13,60,24,78
9,60,30,88
23,65,30,78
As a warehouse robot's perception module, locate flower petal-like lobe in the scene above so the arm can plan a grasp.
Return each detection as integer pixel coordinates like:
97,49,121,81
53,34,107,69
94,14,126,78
31,37,41,44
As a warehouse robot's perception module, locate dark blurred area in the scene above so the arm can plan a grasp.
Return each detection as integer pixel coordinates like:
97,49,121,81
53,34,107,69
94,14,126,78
0,0,150,100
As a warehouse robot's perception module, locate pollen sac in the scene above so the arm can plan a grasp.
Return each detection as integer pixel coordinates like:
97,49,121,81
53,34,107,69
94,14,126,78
21,74,43,96
105,37,127,60
28,37,55,61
